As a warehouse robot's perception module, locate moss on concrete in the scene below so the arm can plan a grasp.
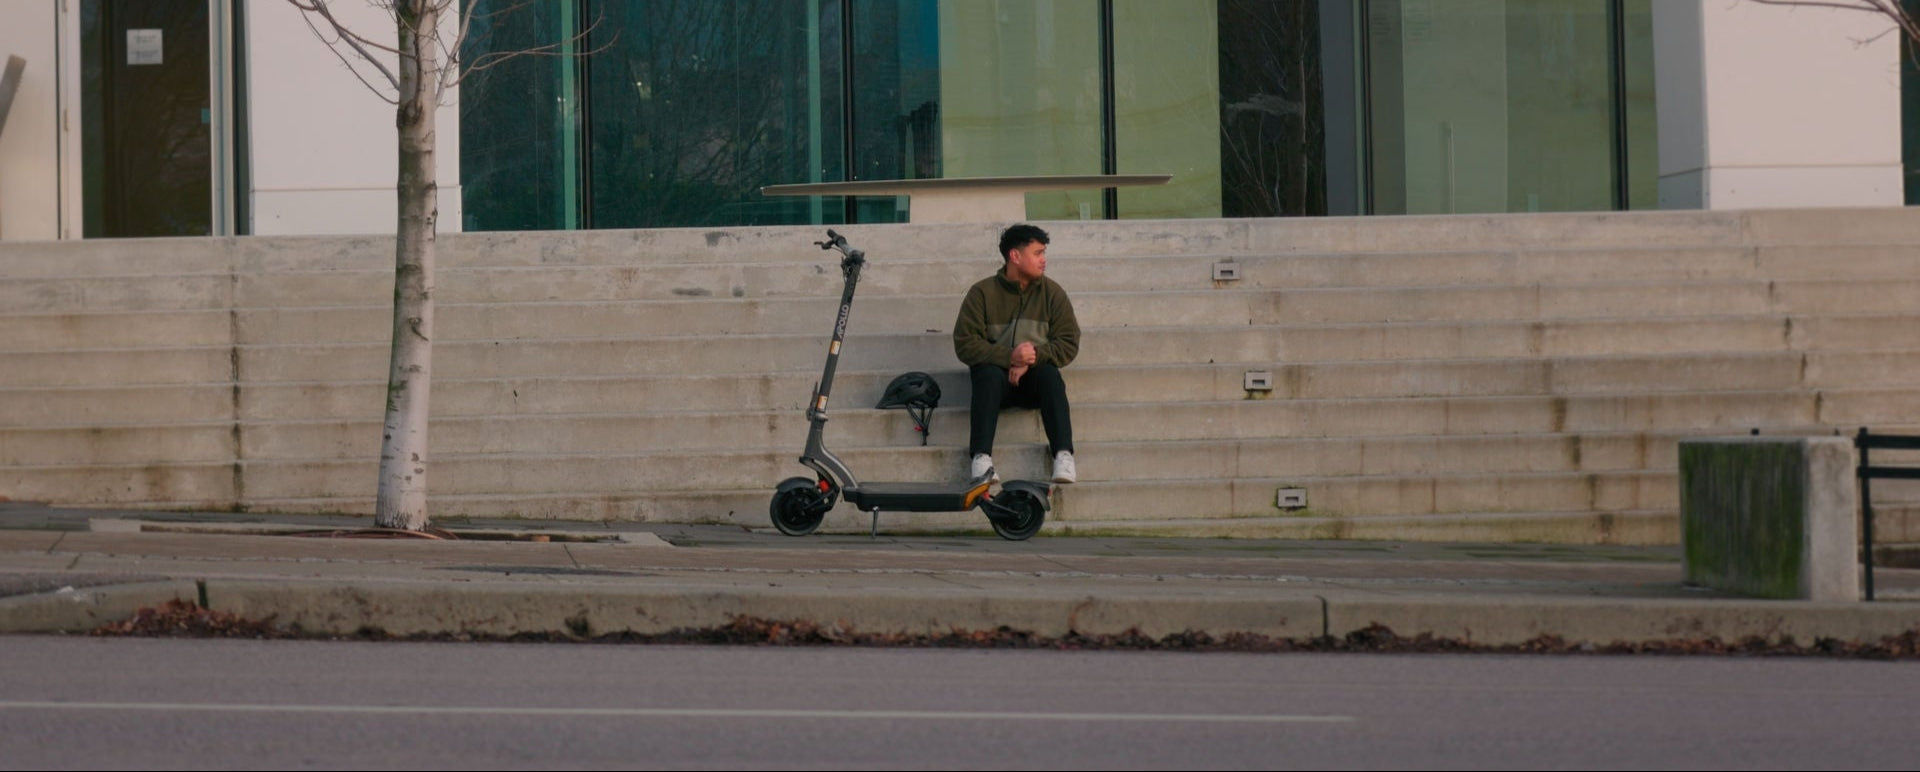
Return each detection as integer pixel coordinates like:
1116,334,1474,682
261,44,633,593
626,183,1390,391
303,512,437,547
1679,440,1807,599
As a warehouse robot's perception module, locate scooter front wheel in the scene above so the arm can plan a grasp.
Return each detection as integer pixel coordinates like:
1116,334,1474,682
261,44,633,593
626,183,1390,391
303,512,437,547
989,489,1046,541
770,476,829,536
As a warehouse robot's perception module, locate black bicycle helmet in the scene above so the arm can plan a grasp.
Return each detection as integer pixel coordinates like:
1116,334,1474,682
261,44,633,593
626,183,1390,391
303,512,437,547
876,371,941,445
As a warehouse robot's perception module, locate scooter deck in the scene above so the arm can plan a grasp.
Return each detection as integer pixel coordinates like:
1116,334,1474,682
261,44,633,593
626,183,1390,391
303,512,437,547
844,479,993,512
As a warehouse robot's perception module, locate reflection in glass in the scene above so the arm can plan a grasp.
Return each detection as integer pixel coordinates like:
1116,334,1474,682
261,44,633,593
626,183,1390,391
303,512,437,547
81,0,211,238
847,0,942,223
588,0,844,229
460,0,579,231
1213,0,1327,218
453,0,1659,229
1113,0,1223,219
1365,0,1618,215
937,0,1104,220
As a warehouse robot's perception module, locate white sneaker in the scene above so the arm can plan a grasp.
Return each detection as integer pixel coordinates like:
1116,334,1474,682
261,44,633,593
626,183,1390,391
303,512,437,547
970,454,1000,482
1051,450,1077,484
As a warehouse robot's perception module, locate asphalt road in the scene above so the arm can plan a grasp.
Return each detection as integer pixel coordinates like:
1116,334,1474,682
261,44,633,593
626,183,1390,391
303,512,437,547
5,635,1918,770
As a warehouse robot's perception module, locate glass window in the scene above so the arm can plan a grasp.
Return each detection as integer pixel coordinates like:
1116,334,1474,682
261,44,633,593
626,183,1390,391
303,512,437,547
1365,0,1620,215
1211,0,1334,218
81,0,212,237
1113,0,1224,219
455,0,1657,229
460,0,581,231
936,0,1104,221
845,0,942,222
587,0,845,229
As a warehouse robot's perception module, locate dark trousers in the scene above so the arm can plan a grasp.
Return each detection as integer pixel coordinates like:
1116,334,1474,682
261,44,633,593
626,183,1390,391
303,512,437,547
968,363,1074,458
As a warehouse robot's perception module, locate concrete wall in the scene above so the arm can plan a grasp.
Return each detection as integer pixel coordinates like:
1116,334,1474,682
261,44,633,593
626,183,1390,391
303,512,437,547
1679,436,1860,601
1654,1,1903,210
245,2,461,235
0,1,61,241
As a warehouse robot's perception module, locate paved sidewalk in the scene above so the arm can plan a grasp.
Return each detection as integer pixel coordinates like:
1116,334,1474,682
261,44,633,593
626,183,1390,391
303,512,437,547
3,502,1919,646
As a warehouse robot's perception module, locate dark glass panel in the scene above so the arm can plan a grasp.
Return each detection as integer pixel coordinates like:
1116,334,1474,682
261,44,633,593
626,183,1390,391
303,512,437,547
587,0,844,229
459,0,578,231
81,0,211,237
1216,0,1328,217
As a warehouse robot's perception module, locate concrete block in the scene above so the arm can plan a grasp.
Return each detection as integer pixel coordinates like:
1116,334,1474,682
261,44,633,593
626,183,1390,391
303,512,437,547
1679,436,1859,601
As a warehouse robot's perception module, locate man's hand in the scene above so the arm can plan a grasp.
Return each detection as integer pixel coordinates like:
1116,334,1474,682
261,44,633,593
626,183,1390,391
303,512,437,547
1011,342,1038,368
1009,364,1028,386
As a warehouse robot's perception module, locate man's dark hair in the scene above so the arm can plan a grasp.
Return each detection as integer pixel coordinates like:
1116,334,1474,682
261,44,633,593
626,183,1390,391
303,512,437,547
998,224,1050,262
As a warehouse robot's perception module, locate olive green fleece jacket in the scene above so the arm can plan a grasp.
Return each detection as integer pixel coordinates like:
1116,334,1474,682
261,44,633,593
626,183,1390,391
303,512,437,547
952,268,1081,370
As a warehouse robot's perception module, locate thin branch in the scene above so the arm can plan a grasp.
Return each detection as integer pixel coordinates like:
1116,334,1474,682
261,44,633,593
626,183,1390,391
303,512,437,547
288,0,401,101
445,9,617,89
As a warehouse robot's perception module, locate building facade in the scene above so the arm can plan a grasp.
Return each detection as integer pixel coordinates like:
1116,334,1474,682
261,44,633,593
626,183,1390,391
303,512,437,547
0,0,1904,240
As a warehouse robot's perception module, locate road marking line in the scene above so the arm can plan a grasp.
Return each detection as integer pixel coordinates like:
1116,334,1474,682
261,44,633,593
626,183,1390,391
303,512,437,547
0,701,1351,723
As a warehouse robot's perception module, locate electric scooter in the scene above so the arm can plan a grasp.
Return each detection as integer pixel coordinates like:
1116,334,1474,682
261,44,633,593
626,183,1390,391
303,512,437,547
769,230,1052,540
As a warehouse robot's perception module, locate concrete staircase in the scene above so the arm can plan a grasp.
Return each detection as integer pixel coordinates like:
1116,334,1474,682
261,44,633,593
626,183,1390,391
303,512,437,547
5,208,1920,543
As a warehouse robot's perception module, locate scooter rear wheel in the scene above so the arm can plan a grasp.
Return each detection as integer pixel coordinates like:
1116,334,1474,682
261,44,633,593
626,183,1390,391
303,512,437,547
770,476,828,536
989,489,1046,541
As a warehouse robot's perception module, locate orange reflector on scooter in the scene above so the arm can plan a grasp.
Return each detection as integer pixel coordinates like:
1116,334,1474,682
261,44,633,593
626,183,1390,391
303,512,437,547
962,480,992,509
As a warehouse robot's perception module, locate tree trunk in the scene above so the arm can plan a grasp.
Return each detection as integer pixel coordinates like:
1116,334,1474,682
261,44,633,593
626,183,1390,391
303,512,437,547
374,0,441,530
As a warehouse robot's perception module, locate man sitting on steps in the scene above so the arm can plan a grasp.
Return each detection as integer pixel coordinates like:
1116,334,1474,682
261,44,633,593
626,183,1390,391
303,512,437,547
952,223,1081,484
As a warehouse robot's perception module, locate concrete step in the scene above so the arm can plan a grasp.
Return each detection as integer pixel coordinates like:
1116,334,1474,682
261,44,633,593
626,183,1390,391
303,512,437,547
0,237,237,279
1259,281,1775,325
216,249,1781,307
1,208,1909,281
1804,350,1920,388
218,329,1827,386
0,310,231,352
1774,279,1920,315
0,274,231,314
214,453,1675,519
1787,314,1920,351
0,384,234,427
1,366,1809,428
0,423,235,466
1037,510,1681,544
0,348,233,388
225,299,1806,364
224,370,1825,427
1758,244,1920,280
217,401,1789,466
1819,389,1920,426
5,246,1777,312
0,461,235,507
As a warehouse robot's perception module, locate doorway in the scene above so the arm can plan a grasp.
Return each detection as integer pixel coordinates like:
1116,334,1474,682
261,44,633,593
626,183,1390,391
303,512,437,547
79,0,212,237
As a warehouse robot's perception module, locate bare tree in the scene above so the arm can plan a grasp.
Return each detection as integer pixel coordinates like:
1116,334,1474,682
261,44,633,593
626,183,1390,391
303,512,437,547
1747,1,1920,52
285,0,597,531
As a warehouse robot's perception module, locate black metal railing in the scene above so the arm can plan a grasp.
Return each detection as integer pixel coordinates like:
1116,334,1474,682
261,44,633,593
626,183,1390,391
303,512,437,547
1855,428,1920,601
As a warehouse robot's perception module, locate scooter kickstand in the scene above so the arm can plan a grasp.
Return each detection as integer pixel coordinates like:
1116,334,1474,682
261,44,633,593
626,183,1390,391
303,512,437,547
868,508,880,540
